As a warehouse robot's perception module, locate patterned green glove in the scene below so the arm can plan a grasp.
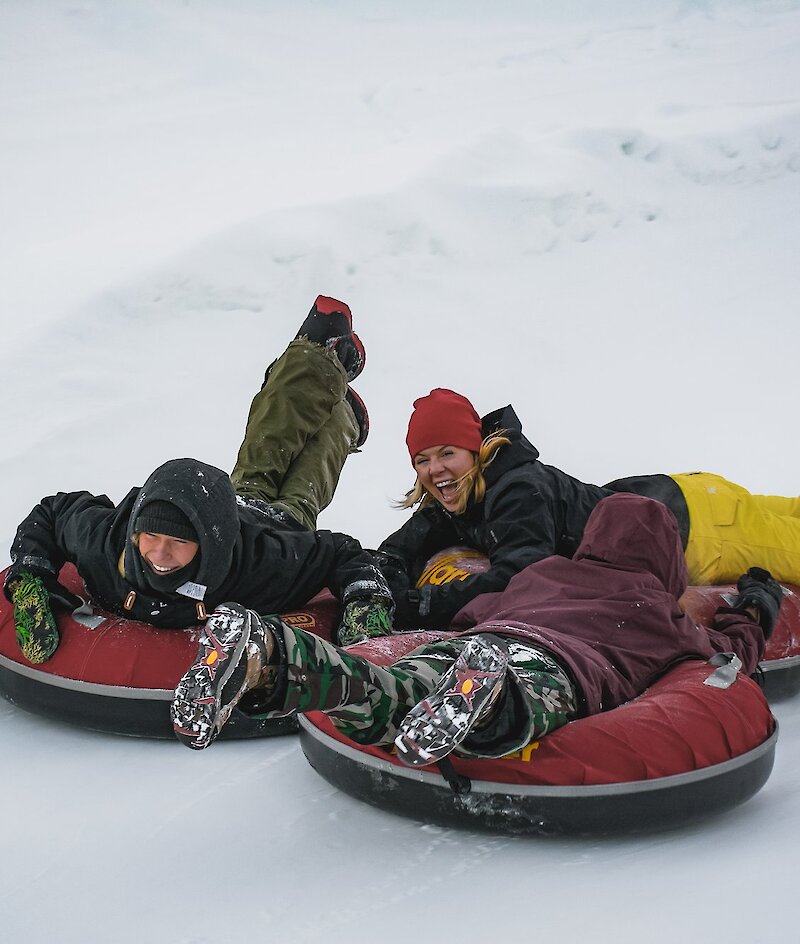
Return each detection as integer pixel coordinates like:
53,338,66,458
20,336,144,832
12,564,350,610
337,596,394,647
8,573,60,664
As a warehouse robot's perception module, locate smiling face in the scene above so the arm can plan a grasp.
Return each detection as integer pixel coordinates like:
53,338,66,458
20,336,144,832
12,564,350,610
136,532,200,575
413,444,476,512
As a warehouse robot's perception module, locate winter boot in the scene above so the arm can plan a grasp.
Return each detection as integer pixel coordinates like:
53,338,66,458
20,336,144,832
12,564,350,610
394,635,509,768
171,603,279,750
345,386,369,448
295,295,366,382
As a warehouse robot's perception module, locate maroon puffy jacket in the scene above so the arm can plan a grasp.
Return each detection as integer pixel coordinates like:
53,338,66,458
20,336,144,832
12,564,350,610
451,493,764,717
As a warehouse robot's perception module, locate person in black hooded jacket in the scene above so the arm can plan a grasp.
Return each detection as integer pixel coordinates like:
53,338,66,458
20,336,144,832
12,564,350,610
4,296,392,664
375,388,800,631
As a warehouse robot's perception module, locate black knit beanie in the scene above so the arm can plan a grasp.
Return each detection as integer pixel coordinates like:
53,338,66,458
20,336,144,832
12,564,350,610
133,501,198,542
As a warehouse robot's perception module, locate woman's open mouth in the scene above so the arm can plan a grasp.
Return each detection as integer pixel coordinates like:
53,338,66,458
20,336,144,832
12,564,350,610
436,479,458,502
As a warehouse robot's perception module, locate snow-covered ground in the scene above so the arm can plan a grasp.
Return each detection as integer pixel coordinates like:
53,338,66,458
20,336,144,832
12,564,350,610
2,1,799,940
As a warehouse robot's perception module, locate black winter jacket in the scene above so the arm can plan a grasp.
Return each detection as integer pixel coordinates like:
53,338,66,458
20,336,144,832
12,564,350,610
4,458,387,628
377,405,689,630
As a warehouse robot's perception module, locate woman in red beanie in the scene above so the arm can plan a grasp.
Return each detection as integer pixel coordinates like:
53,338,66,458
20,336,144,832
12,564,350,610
374,388,800,632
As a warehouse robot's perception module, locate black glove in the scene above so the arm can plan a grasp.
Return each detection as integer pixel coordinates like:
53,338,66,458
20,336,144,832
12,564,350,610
337,595,394,647
390,587,434,630
384,569,411,599
729,567,784,640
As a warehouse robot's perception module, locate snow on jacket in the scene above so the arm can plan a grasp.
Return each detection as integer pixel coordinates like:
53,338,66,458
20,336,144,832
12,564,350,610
4,458,386,628
377,404,689,630
450,493,764,717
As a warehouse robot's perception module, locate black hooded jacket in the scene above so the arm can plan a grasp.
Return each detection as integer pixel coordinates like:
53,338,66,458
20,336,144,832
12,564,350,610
5,458,386,627
378,405,689,630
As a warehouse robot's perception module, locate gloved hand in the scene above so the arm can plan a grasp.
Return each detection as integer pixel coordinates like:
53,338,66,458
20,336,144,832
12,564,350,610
7,572,62,664
730,567,784,639
369,550,411,595
337,595,394,647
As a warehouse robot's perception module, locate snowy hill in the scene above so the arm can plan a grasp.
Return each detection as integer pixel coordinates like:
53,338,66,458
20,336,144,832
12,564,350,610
1,2,799,941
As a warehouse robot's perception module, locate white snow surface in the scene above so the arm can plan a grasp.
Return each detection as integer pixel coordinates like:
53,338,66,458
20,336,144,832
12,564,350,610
2,1,800,940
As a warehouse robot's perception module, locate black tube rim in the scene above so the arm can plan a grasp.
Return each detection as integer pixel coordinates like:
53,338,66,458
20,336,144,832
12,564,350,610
298,714,779,798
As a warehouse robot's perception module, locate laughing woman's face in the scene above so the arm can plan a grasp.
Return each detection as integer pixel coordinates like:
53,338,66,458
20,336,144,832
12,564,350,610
413,445,476,512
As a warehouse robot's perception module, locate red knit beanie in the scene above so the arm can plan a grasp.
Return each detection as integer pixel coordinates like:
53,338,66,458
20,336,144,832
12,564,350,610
406,389,483,462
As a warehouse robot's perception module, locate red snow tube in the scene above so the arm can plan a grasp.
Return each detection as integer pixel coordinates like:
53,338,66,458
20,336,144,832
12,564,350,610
298,547,781,835
681,584,800,699
0,563,340,739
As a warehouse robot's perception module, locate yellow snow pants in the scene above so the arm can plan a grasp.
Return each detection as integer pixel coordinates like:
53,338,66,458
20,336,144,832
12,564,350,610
673,472,800,586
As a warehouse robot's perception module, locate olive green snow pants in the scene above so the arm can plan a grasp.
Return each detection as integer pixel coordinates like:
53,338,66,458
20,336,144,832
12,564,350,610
230,339,359,530
261,622,577,759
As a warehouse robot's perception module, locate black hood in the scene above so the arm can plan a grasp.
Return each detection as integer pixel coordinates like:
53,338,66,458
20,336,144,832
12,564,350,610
480,404,540,485
125,458,240,597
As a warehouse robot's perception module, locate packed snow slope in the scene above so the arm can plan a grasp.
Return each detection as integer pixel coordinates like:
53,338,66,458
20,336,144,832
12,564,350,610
1,2,799,941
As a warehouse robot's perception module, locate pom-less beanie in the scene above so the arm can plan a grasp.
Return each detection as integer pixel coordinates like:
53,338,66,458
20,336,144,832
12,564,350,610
406,388,483,462
133,501,198,542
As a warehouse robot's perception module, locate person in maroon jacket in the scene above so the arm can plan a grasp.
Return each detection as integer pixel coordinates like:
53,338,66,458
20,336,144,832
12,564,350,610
171,493,782,760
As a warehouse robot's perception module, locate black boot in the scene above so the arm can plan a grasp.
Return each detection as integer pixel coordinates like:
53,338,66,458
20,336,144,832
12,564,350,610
295,295,366,381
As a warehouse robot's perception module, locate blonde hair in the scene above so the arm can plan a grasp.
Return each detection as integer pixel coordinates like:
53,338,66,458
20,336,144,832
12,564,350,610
398,431,511,515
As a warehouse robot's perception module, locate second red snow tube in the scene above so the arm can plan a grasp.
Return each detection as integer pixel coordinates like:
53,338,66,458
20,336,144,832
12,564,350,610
300,630,777,835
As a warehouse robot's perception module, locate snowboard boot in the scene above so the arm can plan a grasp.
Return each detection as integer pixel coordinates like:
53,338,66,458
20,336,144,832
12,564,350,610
171,603,279,750
394,635,509,768
345,386,369,448
295,295,366,381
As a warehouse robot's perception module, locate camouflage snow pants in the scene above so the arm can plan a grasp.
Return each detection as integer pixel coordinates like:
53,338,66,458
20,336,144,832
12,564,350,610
263,622,578,759
230,339,359,530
